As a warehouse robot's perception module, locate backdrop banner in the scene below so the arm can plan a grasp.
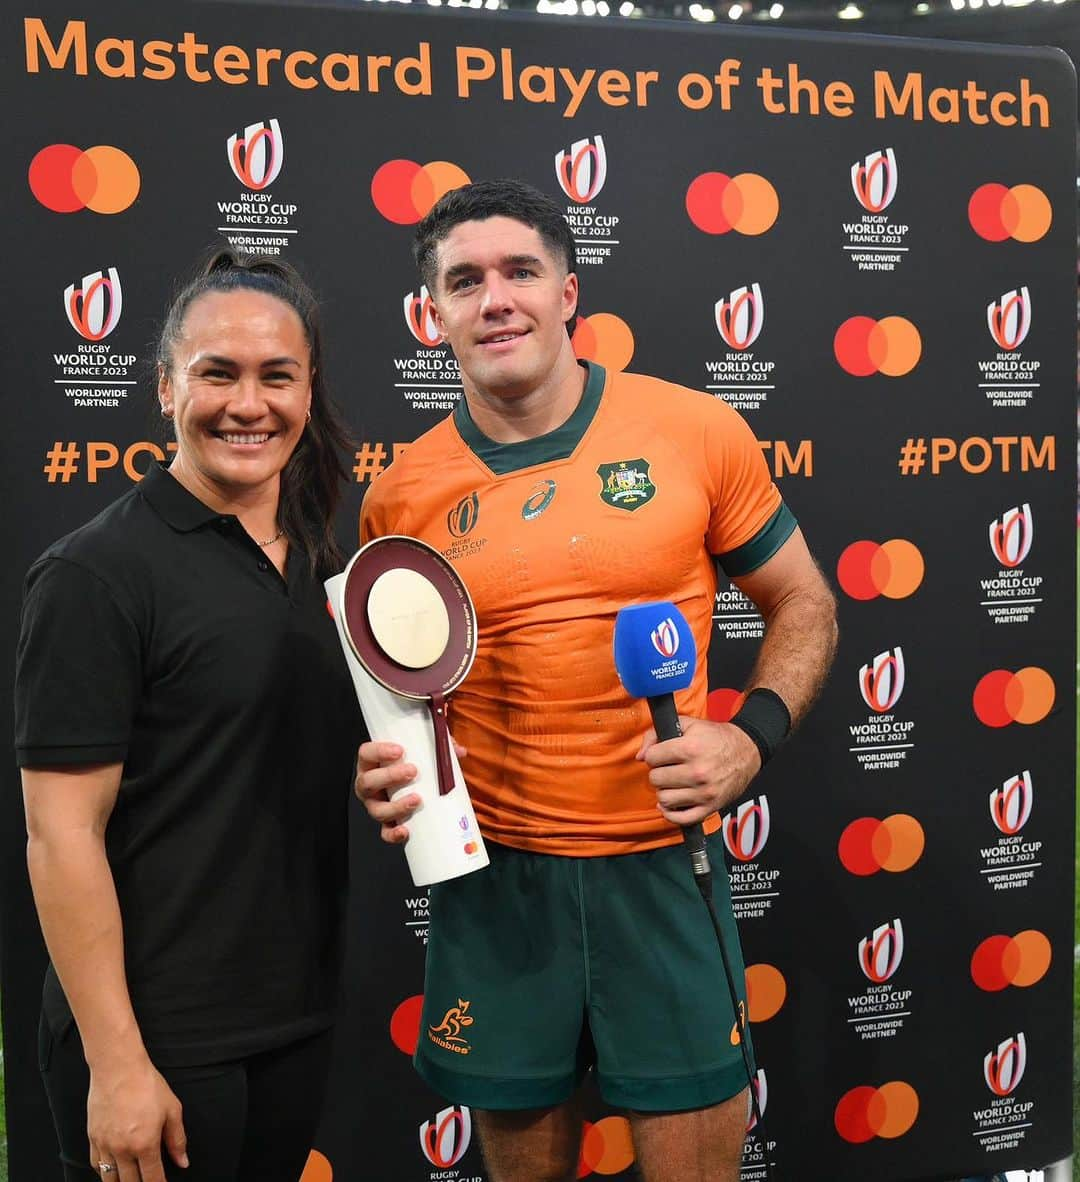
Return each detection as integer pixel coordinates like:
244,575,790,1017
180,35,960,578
2,3,1076,1179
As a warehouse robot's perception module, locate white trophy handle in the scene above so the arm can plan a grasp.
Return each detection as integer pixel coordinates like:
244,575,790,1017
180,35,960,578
325,572,489,886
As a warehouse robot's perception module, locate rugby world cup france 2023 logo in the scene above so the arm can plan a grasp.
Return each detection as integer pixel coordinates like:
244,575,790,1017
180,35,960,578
404,285,441,347
987,286,1032,351
990,771,1034,836
715,283,764,352
984,1033,1026,1097
555,135,607,204
859,648,904,714
722,796,771,863
989,504,1034,569
858,918,904,983
65,267,122,341
851,148,898,213
419,1104,472,1168
226,119,284,191
650,616,680,659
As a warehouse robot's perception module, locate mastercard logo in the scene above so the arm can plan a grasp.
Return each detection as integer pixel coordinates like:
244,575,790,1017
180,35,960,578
706,687,744,722
299,1150,333,1182
971,930,1051,991
577,1116,634,1177
572,313,635,373
835,1081,919,1143
29,144,140,214
685,172,779,236
834,316,921,377
371,159,471,225
969,183,1052,243
838,814,924,877
389,994,424,1055
972,667,1054,728
837,539,924,601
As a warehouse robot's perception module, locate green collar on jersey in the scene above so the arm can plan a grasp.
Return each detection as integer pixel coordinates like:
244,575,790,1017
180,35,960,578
453,360,605,476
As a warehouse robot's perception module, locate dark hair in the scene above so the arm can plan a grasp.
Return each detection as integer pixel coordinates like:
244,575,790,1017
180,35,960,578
413,179,577,293
157,248,352,579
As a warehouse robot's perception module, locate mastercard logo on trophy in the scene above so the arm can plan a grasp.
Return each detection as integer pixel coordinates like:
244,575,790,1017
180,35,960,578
64,267,122,341
226,119,284,190
715,283,764,352
985,1033,1027,1097
325,537,488,885
851,147,898,213
858,918,904,984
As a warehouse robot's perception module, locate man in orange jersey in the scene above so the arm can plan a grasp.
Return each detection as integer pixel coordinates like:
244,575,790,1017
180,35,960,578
357,180,836,1182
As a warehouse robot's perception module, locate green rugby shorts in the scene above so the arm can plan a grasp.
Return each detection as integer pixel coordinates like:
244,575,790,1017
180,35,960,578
414,832,754,1112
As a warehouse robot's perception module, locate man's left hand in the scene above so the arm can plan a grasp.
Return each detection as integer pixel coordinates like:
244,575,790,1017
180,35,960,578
637,717,761,827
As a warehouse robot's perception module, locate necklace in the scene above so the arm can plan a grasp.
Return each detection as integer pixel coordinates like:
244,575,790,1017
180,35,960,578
257,527,285,547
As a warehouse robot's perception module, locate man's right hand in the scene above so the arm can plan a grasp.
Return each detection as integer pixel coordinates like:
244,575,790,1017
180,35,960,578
87,1053,188,1182
354,741,422,844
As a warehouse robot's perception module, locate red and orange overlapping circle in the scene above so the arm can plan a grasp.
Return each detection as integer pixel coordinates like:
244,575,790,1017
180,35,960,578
371,159,471,225
971,930,1051,991
685,172,779,236
968,183,1052,243
835,1082,919,1143
29,144,140,214
837,540,924,601
838,815,924,876
572,313,635,373
577,1116,634,1177
972,667,1054,727
834,316,921,377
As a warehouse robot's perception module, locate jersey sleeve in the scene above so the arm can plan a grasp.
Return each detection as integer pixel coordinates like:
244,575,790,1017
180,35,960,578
359,471,403,545
703,401,797,577
15,558,142,767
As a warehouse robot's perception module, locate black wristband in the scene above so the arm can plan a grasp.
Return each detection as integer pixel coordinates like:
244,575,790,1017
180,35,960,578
730,688,791,767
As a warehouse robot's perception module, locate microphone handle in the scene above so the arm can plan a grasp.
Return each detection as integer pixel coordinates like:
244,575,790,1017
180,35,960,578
646,695,712,890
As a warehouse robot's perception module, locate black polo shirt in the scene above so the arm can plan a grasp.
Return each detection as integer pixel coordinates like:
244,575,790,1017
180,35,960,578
15,463,361,1066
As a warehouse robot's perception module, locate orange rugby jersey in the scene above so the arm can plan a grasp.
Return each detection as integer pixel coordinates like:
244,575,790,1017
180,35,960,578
360,362,795,855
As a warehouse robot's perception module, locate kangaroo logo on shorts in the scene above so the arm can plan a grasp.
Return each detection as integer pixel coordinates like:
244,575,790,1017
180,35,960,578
428,998,474,1055
597,459,655,511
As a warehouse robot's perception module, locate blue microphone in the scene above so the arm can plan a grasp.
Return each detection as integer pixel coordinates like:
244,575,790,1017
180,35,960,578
613,602,711,890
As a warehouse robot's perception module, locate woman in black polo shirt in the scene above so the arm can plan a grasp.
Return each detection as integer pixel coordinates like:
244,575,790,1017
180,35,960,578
15,251,361,1182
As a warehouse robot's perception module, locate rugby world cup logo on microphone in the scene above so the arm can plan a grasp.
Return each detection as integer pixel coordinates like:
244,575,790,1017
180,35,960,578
851,148,898,213
404,285,441,347
858,918,904,983
984,1033,1026,1096
419,1104,472,1168
859,648,905,713
227,119,284,190
650,617,680,659
987,287,1031,351
722,796,770,862
555,135,607,204
64,268,122,340
989,504,1033,568
715,284,764,351
990,771,1033,835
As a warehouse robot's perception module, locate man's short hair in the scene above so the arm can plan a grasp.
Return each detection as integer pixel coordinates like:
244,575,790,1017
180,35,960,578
413,179,577,292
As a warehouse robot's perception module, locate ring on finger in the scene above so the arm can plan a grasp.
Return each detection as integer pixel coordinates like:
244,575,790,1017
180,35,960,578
98,1165,117,1176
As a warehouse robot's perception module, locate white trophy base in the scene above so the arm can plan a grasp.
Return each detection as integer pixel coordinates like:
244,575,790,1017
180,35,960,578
326,572,489,886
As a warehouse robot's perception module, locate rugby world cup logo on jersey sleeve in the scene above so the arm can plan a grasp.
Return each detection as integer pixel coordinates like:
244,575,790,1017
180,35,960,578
988,287,1031,351
404,285,441,347
556,135,607,204
984,1034,1026,1097
990,504,1034,568
64,268,122,340
227,119,283,190
851,148,898,213
859,648,904,713
715,284,764,351
858,919,904,983
419,1104,472,1168
991,771,1034,836
722,796,770,863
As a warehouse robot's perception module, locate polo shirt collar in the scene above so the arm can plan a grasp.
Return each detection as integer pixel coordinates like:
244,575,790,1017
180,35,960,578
137,462,222,534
